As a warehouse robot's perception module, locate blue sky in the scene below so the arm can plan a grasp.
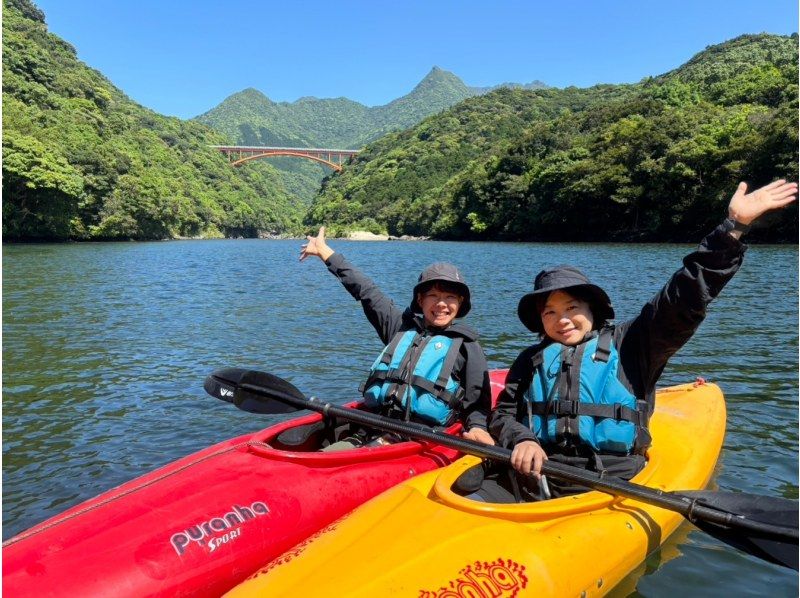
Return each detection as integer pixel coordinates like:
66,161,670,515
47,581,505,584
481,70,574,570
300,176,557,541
34,0,798,120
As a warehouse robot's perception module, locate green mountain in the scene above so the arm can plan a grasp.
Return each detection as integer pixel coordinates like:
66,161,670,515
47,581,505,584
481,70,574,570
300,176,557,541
193,67,551,204
194,88,370,149
308,33,798,242
469,80,550,94
2,0,301,241
5,0,794,243
194,66,547,149
366,67,482,143
194,66,548,149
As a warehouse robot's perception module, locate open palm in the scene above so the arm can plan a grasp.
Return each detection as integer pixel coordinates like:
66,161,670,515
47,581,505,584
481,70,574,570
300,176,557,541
300,226,333,262
728,180,798,225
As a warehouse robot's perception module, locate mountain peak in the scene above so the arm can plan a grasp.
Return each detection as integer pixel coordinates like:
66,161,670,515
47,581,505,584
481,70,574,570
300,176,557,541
420,66,459,82
237,87,270,100
410,67,468,94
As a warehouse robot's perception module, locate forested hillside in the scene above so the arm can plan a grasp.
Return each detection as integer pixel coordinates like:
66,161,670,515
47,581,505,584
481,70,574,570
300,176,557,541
2,0,301,241
309,34,798,242
194,67,549,150
3,0,795,244
194,68,550,204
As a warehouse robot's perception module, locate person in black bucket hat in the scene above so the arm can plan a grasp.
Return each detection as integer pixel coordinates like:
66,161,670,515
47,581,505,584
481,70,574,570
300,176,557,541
516,266,613,336
299,226,495,450
465,179,798,504
411,262,471,320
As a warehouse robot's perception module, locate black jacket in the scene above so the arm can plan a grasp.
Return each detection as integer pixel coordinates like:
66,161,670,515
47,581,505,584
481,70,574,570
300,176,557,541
326,252,491,431
490,220,747,452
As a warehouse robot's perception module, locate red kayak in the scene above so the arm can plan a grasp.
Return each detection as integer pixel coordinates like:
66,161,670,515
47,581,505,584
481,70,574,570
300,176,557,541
3,370,506,597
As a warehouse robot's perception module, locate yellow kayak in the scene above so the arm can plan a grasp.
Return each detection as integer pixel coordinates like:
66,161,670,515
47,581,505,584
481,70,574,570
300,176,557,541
227,381,726,597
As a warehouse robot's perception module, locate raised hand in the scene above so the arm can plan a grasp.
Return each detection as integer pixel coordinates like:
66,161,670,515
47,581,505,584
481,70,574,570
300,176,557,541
300,226,334,262
728,179,798,225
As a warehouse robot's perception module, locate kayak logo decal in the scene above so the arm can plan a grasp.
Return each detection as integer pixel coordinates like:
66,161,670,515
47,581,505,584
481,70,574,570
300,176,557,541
420,558,528,598
170,501,270,556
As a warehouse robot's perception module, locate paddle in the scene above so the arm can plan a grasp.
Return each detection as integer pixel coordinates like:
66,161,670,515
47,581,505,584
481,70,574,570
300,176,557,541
204,367,799,570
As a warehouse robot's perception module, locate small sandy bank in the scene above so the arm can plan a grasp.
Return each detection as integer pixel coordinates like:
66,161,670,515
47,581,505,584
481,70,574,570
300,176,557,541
345,230,429,241
346,230,390,240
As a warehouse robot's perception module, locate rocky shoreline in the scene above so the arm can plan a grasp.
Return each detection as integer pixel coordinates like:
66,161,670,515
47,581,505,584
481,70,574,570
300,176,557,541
345,230,429,241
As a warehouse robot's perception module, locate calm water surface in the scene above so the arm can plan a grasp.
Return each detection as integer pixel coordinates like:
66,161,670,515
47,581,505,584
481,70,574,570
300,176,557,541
3,239,798,596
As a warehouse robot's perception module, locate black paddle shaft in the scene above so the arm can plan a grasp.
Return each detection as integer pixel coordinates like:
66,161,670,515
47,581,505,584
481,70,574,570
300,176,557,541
238,382,797,542
206,369,797,568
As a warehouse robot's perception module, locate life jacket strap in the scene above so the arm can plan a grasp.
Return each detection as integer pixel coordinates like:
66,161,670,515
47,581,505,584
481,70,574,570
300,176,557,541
360,368,408,390
403,374,464,407
383,334,428,417
556,344,583,440
594,327,612,363
529,400,645,426
435,337,463,392
381,330,407,365
358,331,411,393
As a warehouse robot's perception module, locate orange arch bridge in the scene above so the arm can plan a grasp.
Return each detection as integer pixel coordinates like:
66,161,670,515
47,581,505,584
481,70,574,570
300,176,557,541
212,145,359,171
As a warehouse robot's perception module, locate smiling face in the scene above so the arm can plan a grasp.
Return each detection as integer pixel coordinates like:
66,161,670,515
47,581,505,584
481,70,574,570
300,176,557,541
417,284,464,328
540,289,595,345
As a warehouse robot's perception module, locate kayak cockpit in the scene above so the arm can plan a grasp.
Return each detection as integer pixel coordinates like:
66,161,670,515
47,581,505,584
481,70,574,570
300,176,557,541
245,402,462,464
435,452,664,521
234,368,509,463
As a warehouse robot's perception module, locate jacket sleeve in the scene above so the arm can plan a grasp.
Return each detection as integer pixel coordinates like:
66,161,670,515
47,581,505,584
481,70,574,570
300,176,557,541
458,341,492,431
621,220,747,396
325,252,407,344
488,346,539,448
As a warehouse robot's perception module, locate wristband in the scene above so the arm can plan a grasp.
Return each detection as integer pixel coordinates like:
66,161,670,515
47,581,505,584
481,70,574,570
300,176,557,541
723,217,750,235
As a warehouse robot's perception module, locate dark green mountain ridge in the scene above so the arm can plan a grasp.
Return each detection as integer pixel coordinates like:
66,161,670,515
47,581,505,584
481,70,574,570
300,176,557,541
3,0,796,243
195,66,551,206
308,33,798,242
3,0,300,241
194,66,549,149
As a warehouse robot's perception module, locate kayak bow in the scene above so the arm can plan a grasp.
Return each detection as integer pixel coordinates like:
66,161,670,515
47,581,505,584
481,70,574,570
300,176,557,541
2,370,507,597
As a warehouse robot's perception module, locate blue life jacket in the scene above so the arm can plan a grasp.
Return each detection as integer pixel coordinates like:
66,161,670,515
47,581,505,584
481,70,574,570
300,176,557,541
361,329,464,426
523,328,648,454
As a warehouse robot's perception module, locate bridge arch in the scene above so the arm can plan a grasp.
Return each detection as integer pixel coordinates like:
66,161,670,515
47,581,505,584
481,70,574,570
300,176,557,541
231,150,343,171
212,145,359,172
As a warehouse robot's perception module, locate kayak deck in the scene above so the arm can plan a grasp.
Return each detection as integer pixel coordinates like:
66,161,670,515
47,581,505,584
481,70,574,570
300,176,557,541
226,381,726,597
2,405,462,597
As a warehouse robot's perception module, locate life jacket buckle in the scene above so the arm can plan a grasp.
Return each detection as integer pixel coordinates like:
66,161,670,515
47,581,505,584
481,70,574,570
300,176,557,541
553,400,580,417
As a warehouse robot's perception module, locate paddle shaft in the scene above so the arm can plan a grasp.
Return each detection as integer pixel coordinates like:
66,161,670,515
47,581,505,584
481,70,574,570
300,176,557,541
239,383,796,540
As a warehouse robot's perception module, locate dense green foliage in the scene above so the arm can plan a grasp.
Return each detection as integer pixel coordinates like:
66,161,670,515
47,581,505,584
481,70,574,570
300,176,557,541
194,68,549,204
3,0,301,241
194,67,543,150
306,85,631,236
309,34,798,242
4,0,795,244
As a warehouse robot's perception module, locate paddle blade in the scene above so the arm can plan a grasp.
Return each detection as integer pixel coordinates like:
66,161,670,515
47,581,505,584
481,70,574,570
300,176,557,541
682,490,798,570
204,368,303,415
237,370,305,414
204,368,245,404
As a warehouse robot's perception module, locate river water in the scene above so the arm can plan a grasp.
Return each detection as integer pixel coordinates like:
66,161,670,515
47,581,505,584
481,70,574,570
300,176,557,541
3,238,797,596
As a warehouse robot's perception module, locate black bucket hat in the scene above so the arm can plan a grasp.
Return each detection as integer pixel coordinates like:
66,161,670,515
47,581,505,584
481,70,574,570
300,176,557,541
411,262,471,318
517,265,614,334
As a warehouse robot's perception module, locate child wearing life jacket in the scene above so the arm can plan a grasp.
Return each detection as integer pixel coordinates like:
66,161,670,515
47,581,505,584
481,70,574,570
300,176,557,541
475,179,797,501
300,227,495,449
